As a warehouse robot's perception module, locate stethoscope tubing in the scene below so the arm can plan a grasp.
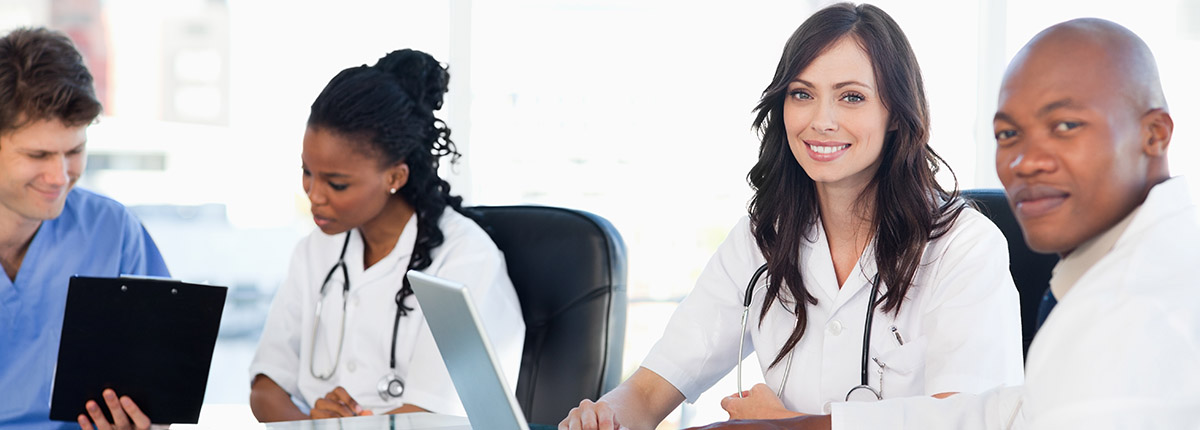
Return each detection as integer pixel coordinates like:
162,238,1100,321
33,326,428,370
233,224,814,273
311,232,353,380
310,232,406,382
736,264,770,398
859,275,880,387
736,263,882,401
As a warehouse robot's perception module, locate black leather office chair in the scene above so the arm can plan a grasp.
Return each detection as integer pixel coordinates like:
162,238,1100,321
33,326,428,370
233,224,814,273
471,206,628,425
961,189,1059,359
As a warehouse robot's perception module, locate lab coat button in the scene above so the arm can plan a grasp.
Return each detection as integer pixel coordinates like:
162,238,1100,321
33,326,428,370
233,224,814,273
828,320,843,336
823,401,833,414
347,362,357,372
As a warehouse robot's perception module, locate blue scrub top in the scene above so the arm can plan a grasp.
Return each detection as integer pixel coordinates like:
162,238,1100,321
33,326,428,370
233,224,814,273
0,188,170,430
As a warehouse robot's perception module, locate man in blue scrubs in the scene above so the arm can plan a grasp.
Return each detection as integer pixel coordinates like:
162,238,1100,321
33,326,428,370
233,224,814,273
0,28,170,430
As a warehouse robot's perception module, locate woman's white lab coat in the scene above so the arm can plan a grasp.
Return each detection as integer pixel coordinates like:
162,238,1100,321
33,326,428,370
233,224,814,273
250,210,525,416
641,208,1023,414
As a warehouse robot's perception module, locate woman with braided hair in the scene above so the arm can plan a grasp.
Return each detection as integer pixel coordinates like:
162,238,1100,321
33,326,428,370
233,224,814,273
248,49,524,422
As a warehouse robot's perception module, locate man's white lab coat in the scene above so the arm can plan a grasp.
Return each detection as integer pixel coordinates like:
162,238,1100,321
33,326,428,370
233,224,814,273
833,177,1200,429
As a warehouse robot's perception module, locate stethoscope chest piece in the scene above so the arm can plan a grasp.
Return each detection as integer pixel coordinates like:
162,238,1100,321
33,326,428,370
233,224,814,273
845,384,882,402
377,372,405,401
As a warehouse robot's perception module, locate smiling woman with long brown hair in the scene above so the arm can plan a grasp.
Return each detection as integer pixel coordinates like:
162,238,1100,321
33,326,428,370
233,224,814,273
560,3,1022,429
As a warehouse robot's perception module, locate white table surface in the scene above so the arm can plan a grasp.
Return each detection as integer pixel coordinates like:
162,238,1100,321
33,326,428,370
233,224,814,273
168,404,472,430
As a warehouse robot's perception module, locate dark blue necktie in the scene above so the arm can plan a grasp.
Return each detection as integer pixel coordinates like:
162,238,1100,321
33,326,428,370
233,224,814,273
1036,288,1057,329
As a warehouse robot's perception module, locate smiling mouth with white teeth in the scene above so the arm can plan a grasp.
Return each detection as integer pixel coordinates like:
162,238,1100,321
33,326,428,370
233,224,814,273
809,144,850,154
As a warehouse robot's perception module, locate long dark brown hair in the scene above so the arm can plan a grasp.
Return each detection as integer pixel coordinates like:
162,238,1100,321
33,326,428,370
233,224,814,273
749,3,965,368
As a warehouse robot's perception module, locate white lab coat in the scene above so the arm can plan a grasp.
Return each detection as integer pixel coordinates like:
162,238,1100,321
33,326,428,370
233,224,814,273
642,207,1024,414
249,210,525,416
832,177,1200,429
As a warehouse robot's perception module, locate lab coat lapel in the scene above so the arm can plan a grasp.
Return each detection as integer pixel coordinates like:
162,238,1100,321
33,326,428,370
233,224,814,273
1107,177,1191,265
805,219,842,304
354,212,419,288
830,245,878,312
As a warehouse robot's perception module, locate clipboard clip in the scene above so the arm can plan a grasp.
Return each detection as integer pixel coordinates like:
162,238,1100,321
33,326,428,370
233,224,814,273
117,274,182,282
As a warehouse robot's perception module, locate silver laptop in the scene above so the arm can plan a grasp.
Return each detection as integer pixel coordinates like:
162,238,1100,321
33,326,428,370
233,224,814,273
406,270,530,430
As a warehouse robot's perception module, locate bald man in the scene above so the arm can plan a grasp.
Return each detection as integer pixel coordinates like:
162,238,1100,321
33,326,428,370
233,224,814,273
683,17,1200,430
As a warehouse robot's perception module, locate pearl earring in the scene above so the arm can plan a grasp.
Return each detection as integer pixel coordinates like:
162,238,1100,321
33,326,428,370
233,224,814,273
389,188,397,195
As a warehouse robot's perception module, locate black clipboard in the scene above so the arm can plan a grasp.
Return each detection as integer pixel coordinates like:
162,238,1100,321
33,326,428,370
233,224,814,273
48,276,227,424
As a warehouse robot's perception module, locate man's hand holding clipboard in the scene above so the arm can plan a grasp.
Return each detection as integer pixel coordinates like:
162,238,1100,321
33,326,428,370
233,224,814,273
49,276,227,427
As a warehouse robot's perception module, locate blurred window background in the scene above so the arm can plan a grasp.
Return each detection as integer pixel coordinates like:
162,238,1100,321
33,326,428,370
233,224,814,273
3,0,1196,428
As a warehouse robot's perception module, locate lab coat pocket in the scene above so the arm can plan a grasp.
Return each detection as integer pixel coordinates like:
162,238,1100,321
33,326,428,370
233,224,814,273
874,335,928,398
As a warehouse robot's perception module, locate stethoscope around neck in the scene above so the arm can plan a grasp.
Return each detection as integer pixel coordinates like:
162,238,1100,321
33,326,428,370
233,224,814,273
736,263,884,402
309,231,408,402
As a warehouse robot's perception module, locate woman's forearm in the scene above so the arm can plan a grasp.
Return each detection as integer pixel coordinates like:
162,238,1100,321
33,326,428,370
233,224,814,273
250,374,310,422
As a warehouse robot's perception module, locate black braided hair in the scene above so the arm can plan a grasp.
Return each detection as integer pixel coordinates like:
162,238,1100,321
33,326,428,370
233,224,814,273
307,49,476,317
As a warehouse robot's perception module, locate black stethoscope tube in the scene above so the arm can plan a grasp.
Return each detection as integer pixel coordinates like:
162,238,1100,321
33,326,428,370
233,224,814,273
859,274,880,387
320,232,352,296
